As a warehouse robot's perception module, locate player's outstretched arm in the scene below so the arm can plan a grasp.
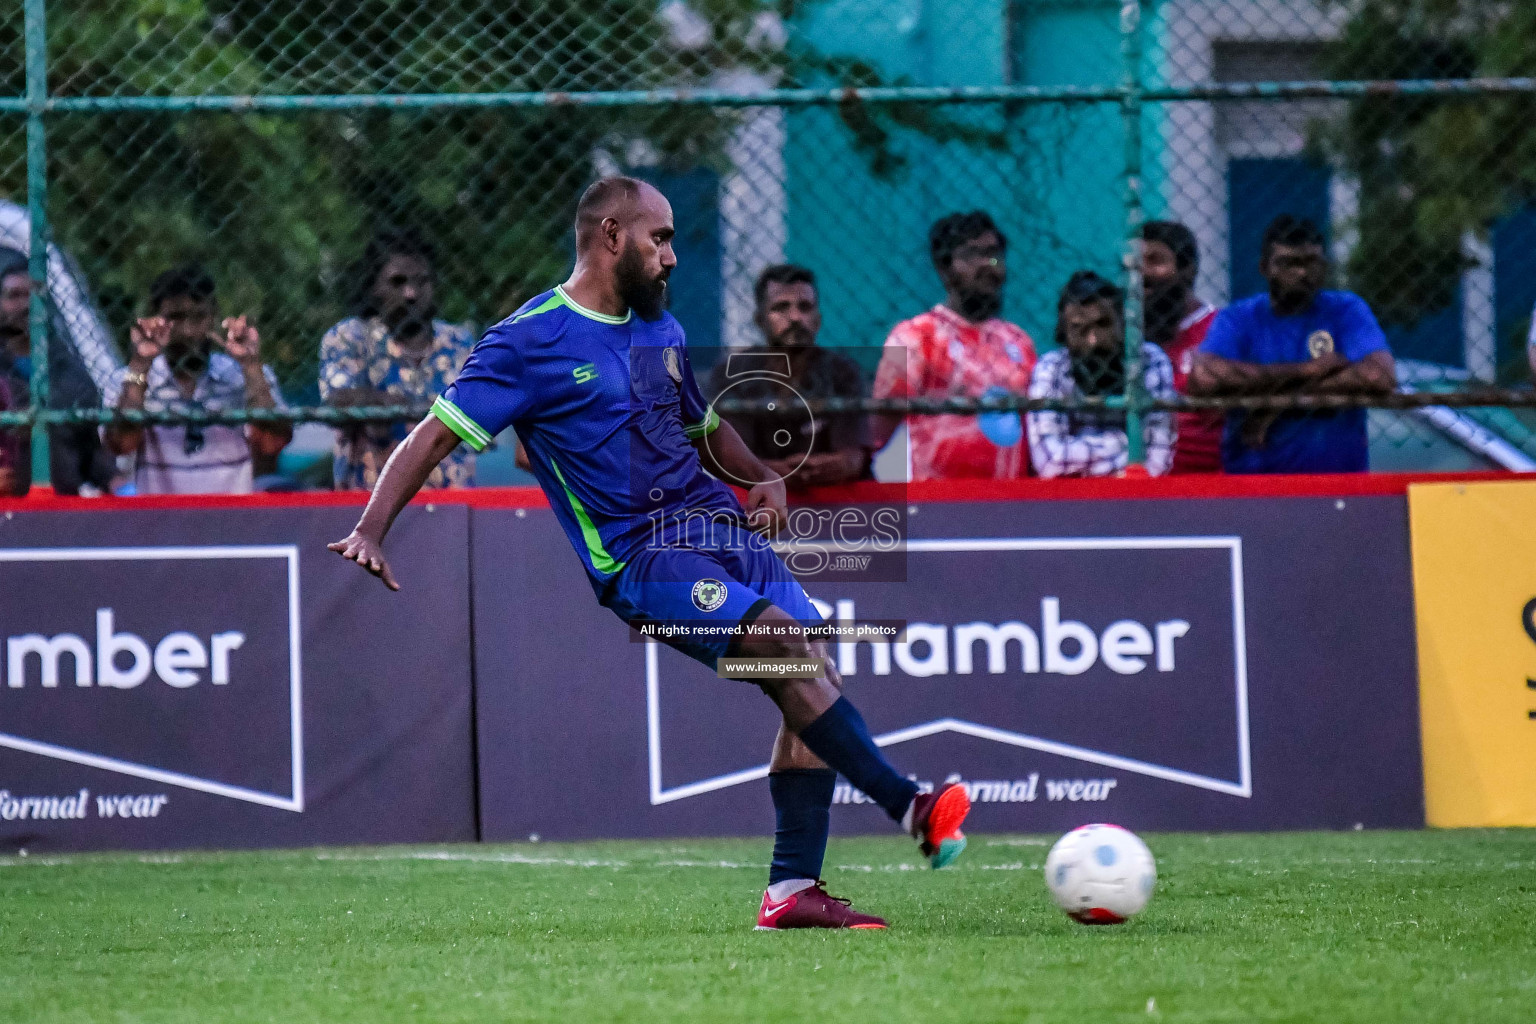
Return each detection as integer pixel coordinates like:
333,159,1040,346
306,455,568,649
327,415,462,590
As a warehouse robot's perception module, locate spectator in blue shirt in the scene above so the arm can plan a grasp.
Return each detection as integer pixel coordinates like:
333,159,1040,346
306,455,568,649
1189,215,1396,473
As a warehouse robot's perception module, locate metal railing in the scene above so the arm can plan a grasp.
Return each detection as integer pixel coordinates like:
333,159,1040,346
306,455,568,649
8,0,1536,486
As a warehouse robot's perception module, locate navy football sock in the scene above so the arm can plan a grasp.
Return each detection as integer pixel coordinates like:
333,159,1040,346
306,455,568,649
794,697,919,823
767,769,836,885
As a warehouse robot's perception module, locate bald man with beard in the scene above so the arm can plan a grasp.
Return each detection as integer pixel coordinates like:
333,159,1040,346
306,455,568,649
329,177,973,931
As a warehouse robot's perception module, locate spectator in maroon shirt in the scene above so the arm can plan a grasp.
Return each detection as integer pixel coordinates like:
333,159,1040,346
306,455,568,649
706,264,870,490
1142,221,1222,474
0,372,18,494
0,251,113,495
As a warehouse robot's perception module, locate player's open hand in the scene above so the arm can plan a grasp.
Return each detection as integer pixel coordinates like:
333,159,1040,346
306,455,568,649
129,316,170,364
218,315,262,367
744,477,788,538
328,530,400,591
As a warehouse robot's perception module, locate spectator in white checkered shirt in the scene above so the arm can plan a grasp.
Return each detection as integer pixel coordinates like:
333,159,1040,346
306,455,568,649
1026,270,1176,478
103,264,291,493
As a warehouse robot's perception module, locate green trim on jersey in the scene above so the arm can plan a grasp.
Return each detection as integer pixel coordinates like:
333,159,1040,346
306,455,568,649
511,292,566,323
555,285,632,325
683,406,720,440
548,457,626,575
432,396,494,452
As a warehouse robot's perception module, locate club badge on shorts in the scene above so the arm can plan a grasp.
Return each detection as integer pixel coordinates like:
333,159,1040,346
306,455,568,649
1307,330,1335,359
691,578,727,612
663,346,682,382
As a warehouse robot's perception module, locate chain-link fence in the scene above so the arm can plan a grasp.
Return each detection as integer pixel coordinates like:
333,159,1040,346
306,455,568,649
3,0,1536,490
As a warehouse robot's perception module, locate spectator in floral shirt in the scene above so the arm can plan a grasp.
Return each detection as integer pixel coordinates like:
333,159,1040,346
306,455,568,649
1026,271,1176,478
319,230,477,490
870,211,1037,480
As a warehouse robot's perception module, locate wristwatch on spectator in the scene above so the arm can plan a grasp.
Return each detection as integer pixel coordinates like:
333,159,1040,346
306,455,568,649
123,371,149,389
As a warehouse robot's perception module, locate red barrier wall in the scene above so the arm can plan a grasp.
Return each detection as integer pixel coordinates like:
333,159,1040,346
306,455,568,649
0,470,1520,514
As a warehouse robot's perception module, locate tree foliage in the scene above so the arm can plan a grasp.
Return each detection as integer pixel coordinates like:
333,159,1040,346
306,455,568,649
1318,1,1536,350
0,0,999,399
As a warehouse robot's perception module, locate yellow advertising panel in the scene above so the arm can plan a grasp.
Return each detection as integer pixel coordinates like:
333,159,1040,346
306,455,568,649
1409,480,1536,826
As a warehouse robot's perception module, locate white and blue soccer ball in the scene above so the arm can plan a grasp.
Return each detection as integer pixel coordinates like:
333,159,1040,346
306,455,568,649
1044,824,1157,924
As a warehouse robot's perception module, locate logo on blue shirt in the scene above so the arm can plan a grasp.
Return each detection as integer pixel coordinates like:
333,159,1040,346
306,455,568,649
573,362,598,384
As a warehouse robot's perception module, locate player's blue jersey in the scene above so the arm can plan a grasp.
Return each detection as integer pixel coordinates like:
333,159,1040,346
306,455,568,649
432,285,742,589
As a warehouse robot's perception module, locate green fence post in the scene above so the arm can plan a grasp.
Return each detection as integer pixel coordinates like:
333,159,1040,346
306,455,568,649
23,0,51,492
1119,0,1148,470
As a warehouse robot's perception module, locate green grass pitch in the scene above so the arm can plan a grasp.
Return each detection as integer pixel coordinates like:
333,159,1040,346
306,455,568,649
2,830,1533,1023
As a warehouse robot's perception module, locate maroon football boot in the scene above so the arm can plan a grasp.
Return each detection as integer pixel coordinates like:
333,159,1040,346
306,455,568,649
754,880,888,930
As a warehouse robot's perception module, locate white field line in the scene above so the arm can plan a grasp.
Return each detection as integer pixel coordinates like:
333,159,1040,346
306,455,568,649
315,850,947,872
0,853,185,868
294,851,1536,872
3,850,1531,872
0,849,1020,872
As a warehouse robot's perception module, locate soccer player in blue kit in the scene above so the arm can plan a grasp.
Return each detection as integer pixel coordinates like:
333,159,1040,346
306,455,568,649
330,177,971,931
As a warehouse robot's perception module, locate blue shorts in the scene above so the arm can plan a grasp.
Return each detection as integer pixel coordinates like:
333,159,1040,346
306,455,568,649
601,537,824,668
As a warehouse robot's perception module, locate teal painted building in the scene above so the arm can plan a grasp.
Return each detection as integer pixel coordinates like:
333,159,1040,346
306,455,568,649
785,0,1145,359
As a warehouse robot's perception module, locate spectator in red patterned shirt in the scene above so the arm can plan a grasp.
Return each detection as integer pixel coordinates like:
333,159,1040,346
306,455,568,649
870,211,1037,480
1142,220,1221,473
